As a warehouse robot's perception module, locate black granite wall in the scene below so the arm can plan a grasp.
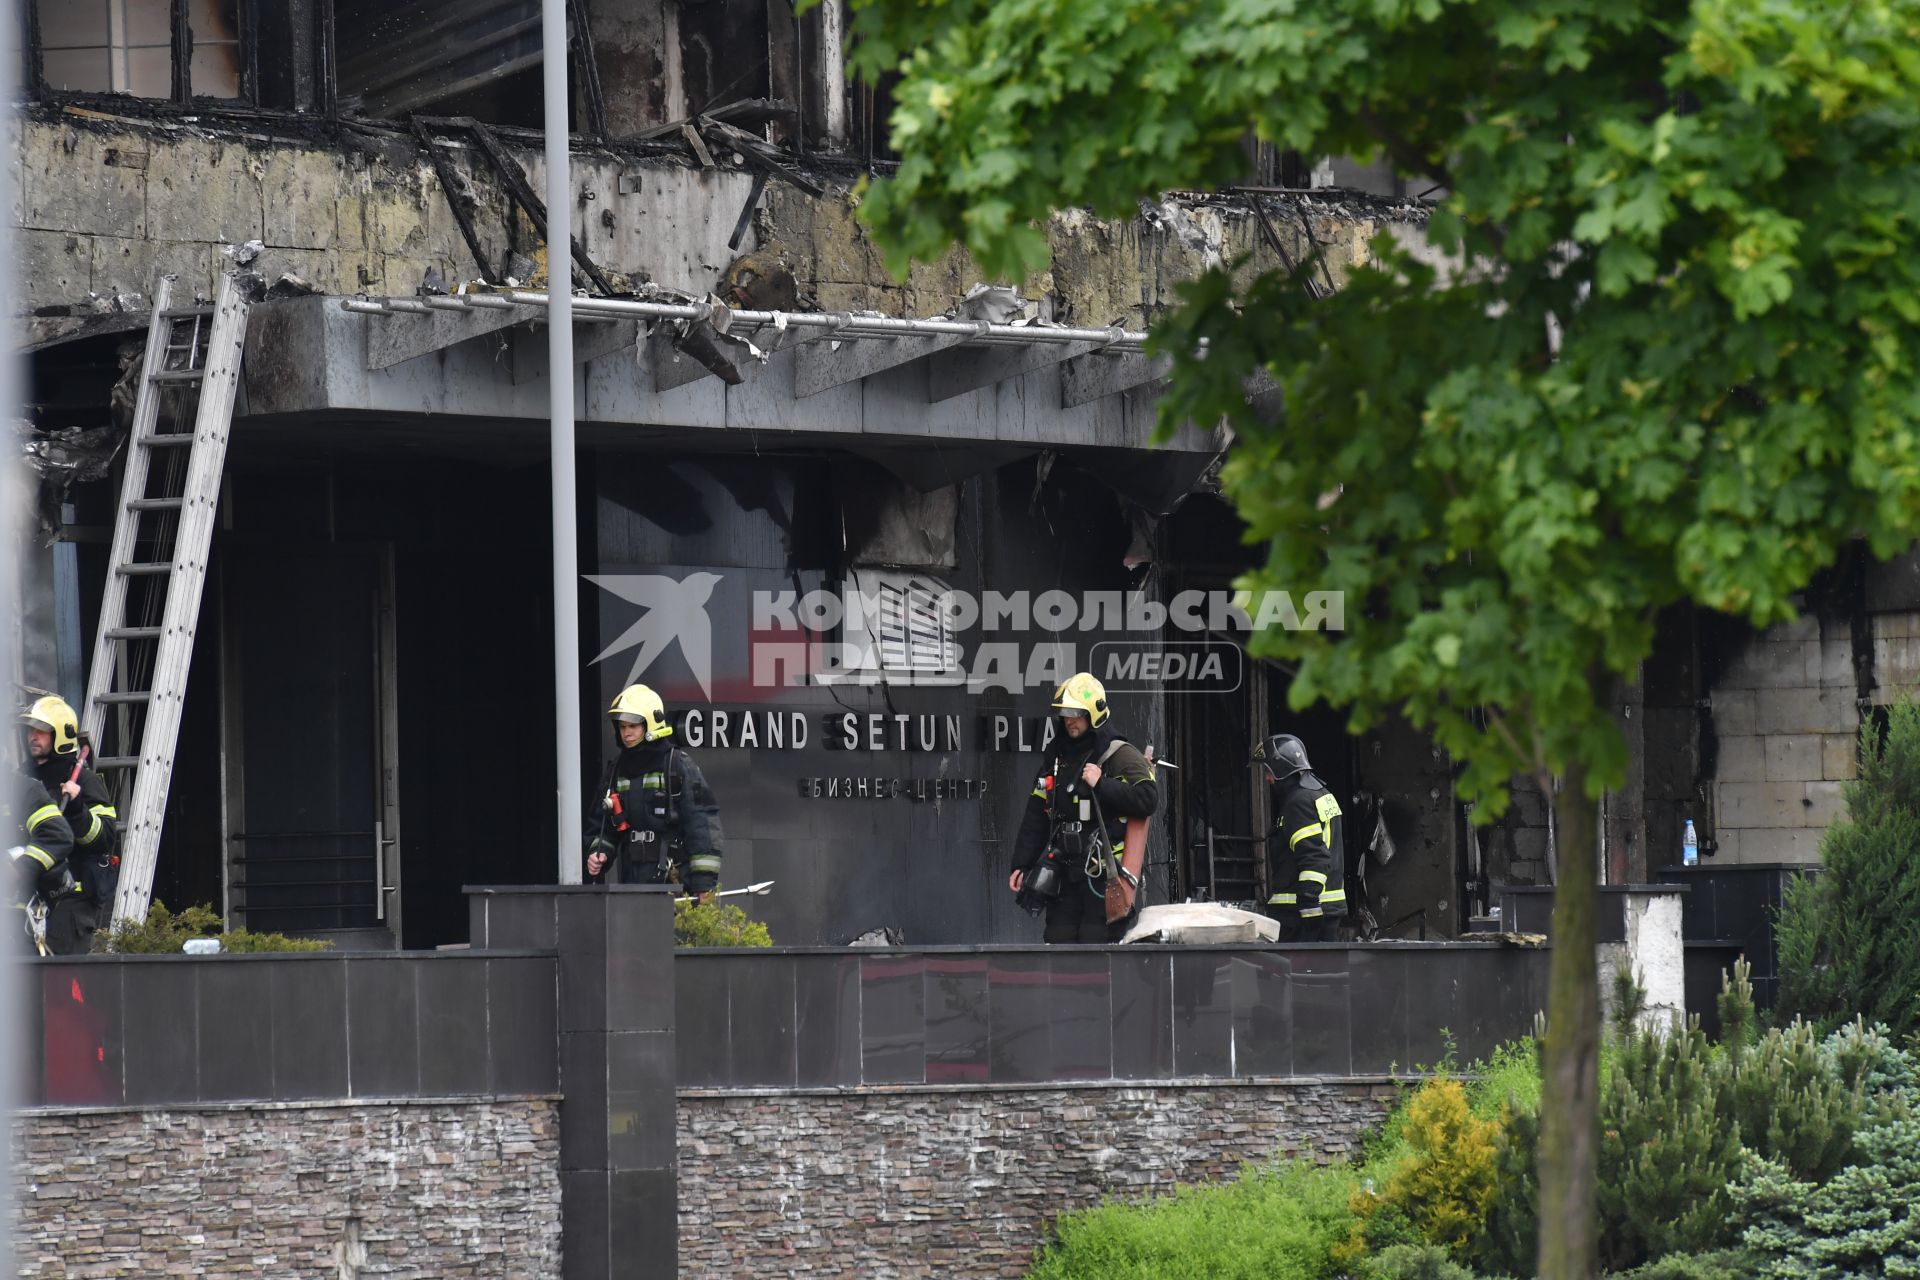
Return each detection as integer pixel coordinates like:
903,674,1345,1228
675,942,1552,1089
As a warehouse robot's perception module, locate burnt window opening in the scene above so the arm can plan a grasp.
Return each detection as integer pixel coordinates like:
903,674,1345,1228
678,0,770,118
24,0,868,157
335,0,558,129
33,0,244,103
674,0,831,152
1240,137,1312,190
850,64,898,166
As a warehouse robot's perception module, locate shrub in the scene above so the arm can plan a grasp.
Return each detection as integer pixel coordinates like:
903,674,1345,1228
1381,1080,1502,1253
1362,1243,1486,1280
1469,1100,1539,1278
1025,1159,1357,1280
102,900,332,954
1466,1039,1541,1121
1735,1117,1920,1278
1775,699,1920,1040
1717,962,1865,1184
1607,1251,1754,1280
1476,965,1886,1274
673,895,772,947
1343,1078,1501,1267
1822,1018,1919,1124
1596,993,1744,1269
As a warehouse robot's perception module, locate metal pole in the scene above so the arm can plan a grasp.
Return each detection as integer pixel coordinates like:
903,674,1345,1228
2,0,23,1256
545,0,583,883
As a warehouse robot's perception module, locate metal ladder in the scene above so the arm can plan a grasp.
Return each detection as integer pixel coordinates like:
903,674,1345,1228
1202,826,1267,908
83,272,250,928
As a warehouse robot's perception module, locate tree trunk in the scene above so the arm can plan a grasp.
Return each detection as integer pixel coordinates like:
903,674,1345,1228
1536,761,1601,1280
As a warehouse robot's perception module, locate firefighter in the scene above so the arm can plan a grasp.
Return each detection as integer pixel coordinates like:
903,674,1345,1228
584,684,724,896
1008,672,1159,943
8,772,76,955
1254,733,1346,941
21,695,118,952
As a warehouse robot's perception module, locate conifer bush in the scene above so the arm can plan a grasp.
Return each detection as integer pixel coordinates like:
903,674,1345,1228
672,895,772,947
1362,1244,1486,1280
1717,962,1865,1183
1471,1101,1540,1278
102,900,332,953
1776,699,1920,1040
1608,1253,1753,1280
1734,1117,1920,1278
1475,964,1869,1274
1822,1018,1919,1121
1594,978,1744,1270
1343,1079,1502,1265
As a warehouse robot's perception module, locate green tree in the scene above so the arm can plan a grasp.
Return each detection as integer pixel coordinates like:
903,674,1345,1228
1776,700,1920,1040
832,2,1920,1276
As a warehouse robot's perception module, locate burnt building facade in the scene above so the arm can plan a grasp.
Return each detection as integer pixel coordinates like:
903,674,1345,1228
12,2,1910,951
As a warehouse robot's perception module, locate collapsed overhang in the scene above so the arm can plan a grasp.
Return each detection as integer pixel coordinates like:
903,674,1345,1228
238,293,1239,477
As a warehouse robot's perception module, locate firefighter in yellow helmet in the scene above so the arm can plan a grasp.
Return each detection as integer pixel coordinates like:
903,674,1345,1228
584,684,724,895
8,771,75,954
1008,672,1159,942
19,695,112,953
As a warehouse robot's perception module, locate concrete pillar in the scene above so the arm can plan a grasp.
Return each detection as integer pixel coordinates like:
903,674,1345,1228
469,886,678,1280
1596,887,1686,1034
1499,883,1687,1034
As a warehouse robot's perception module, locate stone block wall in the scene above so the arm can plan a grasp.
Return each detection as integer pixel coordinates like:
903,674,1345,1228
1708,612,1859,865
676,1080,1397,1279
1700,588,1920,867
1871,611,1920,694
9,1099,562,1279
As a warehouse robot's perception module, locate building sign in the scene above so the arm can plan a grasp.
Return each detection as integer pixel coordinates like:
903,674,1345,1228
796,776,988,801
676,708,1070,754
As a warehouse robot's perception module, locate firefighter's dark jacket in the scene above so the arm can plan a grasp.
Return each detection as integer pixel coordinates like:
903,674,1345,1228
584,739,724,892
10,775,74,903
1012,724,1159,877
23,756,118,905
1270,770,1346,916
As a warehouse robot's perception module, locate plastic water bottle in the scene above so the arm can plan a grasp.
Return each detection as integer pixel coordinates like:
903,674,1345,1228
1682,819,1699,868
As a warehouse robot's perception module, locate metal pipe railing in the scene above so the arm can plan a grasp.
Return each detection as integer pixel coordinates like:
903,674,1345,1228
341,291,1155,354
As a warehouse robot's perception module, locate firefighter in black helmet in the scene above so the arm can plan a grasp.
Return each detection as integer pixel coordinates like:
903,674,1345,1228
1254,733,1345,941
20,695,117,953
1009,672,1160,943
584,684,724,896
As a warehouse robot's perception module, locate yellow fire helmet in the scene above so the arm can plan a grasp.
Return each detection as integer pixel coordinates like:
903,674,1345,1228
1051,672,1110,728
608,684,673,742
20,695,80,757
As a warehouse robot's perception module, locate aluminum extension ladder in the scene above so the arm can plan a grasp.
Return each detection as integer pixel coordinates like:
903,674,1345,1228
83,272,249,928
